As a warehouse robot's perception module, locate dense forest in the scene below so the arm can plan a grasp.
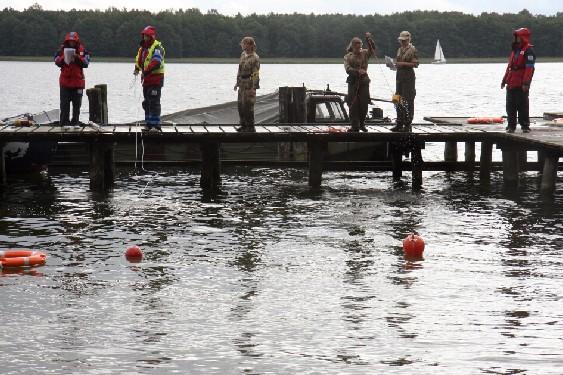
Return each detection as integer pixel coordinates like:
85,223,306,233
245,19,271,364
1,5,562,59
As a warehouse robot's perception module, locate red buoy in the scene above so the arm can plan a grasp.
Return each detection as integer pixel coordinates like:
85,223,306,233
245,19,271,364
402,234,425,257
125,245,143,262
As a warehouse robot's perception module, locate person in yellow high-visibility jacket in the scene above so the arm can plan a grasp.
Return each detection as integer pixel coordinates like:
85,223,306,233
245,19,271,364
134,25,165,131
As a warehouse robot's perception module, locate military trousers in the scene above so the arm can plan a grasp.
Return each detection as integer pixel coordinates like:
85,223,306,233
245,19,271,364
347,81,370,130
396,69,416,126
238,87,256,127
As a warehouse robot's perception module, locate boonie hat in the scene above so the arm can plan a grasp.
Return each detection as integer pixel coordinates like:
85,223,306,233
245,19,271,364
398,31,411,40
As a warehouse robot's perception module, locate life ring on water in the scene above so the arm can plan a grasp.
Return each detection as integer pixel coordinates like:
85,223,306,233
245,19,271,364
0,249,46,268
467,117,504,124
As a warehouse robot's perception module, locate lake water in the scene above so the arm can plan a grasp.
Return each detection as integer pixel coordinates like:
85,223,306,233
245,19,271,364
1,62,563,374
2,61,563,123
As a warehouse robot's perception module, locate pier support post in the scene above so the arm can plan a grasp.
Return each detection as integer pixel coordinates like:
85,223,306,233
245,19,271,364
89,141,115,191
537,151,546,175
0,142,6,187
501,148,520,187
444,141,458,162
518,150,528,172
480,142,493,181
200,142,221,194
308,140,325,190
412,143,423,190
389,143,402,181
464,141,475,172
540,154,560,194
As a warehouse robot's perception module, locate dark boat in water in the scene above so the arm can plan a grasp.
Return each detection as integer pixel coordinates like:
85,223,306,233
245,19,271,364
6,87,391,168
1,110,59,172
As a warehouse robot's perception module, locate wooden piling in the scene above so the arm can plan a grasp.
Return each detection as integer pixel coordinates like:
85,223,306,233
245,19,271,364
86,87,103,124
389,143,402,181
540,154,560,194
537,150,546,175
89,141,115,191
518,150,528,171
308,140,325,189
464,141,475,171
279,87,307,124
444,141,458,162
412,143,423,190
200,142,221,194
95,84,109,125
501,148,520,186
480,142,493,180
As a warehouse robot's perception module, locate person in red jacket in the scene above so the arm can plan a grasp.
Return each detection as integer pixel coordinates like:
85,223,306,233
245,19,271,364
134,26,165,131
501,27,536,133
54,32,90,127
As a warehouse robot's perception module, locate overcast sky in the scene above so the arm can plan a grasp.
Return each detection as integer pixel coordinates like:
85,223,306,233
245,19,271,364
1,0,561,15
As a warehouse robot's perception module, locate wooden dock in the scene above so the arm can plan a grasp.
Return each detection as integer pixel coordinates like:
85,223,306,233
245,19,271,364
1,121,562,194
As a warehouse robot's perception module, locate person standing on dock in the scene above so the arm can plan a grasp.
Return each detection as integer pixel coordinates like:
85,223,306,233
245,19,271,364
54,32,90,127
134,26,165,131
391,31,418,132
234,36,260,132
501,27,536,133
344,32,376,132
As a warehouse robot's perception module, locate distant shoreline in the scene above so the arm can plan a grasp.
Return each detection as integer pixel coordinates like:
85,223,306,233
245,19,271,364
2,56,563,64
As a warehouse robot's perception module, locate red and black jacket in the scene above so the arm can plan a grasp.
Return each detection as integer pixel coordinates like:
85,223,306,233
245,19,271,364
502,29,535,89
54,42,90,89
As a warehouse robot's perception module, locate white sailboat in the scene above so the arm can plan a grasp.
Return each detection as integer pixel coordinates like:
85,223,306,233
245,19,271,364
432,39,447,64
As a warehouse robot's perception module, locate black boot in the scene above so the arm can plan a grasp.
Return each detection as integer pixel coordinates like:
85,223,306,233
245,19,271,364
359,124,368,132
390,124,403,132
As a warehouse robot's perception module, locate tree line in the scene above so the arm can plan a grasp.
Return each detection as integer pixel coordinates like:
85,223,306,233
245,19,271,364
1,5,562,59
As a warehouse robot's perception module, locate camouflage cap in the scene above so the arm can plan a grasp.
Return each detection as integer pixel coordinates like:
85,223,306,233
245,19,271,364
398,31,411,40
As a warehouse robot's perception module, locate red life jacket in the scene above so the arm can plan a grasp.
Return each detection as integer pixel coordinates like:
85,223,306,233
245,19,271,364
54,43,90,89
502,30,535,89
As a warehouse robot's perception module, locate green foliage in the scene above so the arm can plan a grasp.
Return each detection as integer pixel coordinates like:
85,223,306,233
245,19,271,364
0,7,559,58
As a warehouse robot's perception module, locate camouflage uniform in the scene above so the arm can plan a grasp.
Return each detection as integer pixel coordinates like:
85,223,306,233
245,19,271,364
395,43,418,127
236,51,260,131
344,45,373,131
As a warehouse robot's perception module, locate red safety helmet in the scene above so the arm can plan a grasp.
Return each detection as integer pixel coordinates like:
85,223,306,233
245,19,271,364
64,31,80,42
514,27,530,37
513,27,531,45
141,26,156,39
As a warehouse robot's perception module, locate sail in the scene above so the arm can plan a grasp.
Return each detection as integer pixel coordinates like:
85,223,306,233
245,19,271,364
433,40,446,63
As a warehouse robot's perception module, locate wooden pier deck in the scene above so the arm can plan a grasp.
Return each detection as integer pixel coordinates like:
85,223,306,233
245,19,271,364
1,121,562,194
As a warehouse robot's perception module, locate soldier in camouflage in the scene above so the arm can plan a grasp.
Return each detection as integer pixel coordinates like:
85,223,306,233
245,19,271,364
234,37,260,132
344,32,375,132
391,30,419,132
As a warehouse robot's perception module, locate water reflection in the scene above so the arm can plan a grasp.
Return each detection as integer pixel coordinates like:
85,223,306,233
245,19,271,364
1,167,562,374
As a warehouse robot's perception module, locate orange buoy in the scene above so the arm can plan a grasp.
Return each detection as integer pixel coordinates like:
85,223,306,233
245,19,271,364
125,245,143,262
467,117,504,124
402,234,425,257
0,249,47,268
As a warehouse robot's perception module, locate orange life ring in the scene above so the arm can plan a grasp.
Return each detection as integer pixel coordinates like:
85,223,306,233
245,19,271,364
327,126,346,133
467,117,504,124
0,249,46,268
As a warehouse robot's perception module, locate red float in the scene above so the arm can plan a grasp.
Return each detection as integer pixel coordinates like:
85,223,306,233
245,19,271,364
125,245,143,262
402,234,425,257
